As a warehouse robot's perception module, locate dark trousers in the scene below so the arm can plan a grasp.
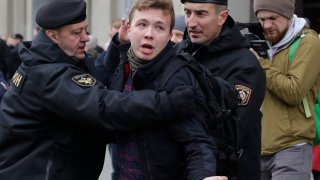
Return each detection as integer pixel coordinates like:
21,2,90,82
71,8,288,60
313,171,320,180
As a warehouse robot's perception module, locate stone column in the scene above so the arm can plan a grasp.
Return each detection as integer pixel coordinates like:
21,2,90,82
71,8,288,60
0,0,9,37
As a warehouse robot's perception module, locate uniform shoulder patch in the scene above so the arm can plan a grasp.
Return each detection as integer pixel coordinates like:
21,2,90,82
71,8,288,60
72,74,96,87
235,84,252,106
11,68,27,93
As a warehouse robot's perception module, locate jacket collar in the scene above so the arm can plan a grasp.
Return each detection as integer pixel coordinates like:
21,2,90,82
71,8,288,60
133,42,177,83
19,29,87,67
182,16,250,56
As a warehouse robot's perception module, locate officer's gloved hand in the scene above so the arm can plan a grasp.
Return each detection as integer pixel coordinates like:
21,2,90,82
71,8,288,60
168,85,195,119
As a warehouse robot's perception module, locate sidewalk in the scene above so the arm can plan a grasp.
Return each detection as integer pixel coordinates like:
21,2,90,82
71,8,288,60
99,145,113,180
98,145,316,180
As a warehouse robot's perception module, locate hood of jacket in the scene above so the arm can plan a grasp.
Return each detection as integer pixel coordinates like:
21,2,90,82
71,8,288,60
182,16,250,55
267,15,307,58
18,29,84,67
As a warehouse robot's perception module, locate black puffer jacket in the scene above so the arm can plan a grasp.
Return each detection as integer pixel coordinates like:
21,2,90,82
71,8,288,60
180,16,266,180
0,30,190,180
109,41,217,180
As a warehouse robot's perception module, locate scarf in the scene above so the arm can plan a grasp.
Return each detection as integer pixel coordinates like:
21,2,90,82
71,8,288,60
127,47,150,73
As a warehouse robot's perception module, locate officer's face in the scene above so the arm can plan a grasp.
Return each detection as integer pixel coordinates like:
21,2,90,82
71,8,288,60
48,20,89,60
184,3,228,45
256,10,291,45
127,8,172,61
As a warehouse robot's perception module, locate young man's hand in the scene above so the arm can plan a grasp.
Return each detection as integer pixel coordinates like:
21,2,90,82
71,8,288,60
118,18,130,44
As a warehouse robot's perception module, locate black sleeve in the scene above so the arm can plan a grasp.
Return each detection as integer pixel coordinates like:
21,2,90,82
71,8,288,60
165,67,217,179
43,67,176,133
102,34,130,88
103,33,127,72
226,53,266,179
94,51,114,87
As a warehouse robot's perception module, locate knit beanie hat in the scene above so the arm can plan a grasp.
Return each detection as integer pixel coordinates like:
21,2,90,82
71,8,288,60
253,0,295,19
174,15,186,32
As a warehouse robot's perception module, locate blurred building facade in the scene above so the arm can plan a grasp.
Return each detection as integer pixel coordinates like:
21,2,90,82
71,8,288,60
0,0,254,46
0,0,318,47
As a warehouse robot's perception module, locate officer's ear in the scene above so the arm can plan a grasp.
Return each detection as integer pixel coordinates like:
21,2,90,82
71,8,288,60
218,9,229,26
45,30,59,43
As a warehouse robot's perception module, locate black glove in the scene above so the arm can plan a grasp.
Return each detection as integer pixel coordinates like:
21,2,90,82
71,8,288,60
168,85,195,120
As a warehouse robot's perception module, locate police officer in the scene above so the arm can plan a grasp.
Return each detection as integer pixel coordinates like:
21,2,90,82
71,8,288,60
179,0,266,179
0,0,195,179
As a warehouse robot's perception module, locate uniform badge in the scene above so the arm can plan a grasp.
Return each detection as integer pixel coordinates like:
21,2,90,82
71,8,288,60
72,74,96,87
235,84,252,106
11,68,27,93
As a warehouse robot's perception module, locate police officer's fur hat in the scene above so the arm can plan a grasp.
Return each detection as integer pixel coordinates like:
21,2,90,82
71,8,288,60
36,0,87,29
181,0,228,5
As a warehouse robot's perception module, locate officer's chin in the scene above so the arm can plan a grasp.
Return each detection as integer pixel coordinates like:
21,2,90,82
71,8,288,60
73,53,86,60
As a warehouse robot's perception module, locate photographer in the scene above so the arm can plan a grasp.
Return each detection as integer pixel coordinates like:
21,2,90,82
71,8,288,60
251,0,320,179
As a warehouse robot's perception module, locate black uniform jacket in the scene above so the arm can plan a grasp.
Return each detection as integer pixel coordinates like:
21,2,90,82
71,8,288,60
180,16,266,180
0,30,184,180
106,41,217,180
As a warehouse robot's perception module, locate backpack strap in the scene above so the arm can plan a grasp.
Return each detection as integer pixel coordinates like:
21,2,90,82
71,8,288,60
160,55,188,88
288,34,312,118
178,53,226,112
289,36,302,62
303,97,312,118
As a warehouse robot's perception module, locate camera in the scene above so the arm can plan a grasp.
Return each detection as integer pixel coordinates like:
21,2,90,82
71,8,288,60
236,22,269,58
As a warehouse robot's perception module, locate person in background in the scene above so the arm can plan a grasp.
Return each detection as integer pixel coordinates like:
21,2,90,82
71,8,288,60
171,15,186,43
0,35,7,41
178,0,266,179
0,38,10,82
104,18,122,50
6,33,23,48
33,24,41,37
0,39,8,98
251,0,320,179
3,33,23,79
0,0,196,179
85,34,99,61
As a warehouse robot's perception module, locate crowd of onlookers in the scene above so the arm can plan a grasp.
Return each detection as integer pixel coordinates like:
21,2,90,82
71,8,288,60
0,33,24,100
